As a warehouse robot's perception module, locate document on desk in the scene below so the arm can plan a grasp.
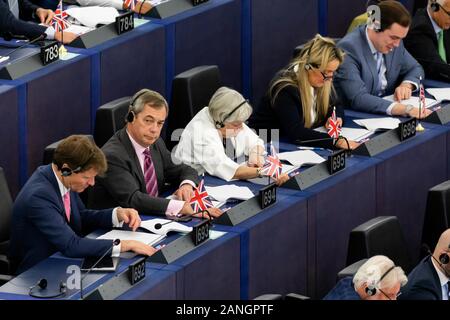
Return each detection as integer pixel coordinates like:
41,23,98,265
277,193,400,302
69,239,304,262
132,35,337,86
65,7,119,28
314,126,374,142
353,117,401,131
63,24,93,36
426,88,450,102
166,194,225,208
278,150,325,167
382,94,438,109
140,219,192,236
205,185,254,202
98,230,165,246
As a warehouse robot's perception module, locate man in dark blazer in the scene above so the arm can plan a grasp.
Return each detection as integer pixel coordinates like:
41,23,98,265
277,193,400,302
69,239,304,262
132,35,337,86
9,135,156,274
90,89,222,219
0,0,77,43
404,1,450,81
335,1,430,118
400,229,450,300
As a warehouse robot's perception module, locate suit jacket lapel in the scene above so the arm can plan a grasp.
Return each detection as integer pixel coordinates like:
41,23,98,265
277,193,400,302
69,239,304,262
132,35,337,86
119,129,147,192
359,27,379,93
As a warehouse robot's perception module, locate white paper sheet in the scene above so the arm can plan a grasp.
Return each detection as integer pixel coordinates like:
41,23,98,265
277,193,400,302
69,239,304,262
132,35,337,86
278,150,325,167
314,126,374,141
353,117,401,131
205,185,254,202
382,94,437,109
97,229,164,246
140,219,192,236
66,7,119,28
426,88,450,102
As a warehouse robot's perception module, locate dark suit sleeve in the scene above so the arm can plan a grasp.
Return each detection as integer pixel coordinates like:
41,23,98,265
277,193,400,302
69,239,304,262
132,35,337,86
27,189,113,258
19,0,40,20
155,139,200,187
272,86,335,149
404,13,450,81
100,150,171,216
0,1,46,39
75,195,114,233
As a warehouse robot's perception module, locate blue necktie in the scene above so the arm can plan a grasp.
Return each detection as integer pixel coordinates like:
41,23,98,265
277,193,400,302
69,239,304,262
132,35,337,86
375,52,384,96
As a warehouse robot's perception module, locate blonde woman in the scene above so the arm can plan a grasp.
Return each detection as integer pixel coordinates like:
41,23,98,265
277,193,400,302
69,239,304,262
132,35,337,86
249,34,359,150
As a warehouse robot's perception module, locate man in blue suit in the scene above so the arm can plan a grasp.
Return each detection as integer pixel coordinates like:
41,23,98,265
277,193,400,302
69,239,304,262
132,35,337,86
335,0,431,118
400,229,450,300
9,135,156,274
0,0,77,43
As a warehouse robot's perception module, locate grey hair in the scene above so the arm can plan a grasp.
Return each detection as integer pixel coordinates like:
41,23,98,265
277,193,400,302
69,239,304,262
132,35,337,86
353,255,408,291
129,89,169,116
208,87,252,124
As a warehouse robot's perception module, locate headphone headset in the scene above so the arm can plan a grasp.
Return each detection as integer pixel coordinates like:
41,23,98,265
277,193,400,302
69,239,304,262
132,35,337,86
60,149,95,177
365,265,396,296
126,90,149,123
304,37,319,71
214,99,249,129
29,278,67,299
367,4,381,32
431,0,442,12
439,252,450,264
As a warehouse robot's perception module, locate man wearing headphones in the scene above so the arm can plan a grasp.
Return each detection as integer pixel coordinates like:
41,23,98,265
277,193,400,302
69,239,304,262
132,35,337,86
324,255,408,300
404,0,450,81
9,135,156,274
90,89,222,218
399,229,450,300
335,1,431,118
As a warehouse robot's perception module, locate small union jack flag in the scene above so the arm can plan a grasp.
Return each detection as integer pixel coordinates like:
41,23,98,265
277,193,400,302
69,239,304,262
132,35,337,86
52,1,70,32
327,106,341,139
190,178,214,213
123,0,136,10
419,76,426,111
260,142,282,179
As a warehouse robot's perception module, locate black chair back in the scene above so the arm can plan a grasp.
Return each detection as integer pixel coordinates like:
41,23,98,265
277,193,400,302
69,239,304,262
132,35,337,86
167,65,221,149
421,180,450,252
94,97,131,148
346,216,413,273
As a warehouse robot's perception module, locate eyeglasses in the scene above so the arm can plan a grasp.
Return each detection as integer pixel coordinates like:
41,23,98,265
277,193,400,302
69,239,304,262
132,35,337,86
308,64,334,81
379,288,402,300
438,3,450,17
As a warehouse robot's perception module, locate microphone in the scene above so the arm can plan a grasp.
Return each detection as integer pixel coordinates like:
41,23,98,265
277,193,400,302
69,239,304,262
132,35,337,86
0,33,46,64
154,210,211,229
28,278,67,299
422,243,450,278
79,238,120,300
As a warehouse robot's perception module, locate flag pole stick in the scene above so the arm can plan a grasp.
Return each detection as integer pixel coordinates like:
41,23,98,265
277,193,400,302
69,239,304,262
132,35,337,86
416,76,425,132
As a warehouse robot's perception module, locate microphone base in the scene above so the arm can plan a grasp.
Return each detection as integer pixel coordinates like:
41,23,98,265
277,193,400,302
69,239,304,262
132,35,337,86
0,56,10,63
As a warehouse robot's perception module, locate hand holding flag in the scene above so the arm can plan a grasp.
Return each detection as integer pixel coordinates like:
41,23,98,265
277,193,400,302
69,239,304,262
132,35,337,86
189,177,214,213
259,142,282,180
327,106,341,139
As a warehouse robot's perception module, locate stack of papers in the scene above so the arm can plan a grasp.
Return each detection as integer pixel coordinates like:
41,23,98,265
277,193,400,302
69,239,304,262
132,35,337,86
98,229,165,246
140,219,192,236
66,7,119,28
353,117,401,131
426,88,450,102
383,94,438,109
314,126,373,142
278,150,326,167
205,185,254,202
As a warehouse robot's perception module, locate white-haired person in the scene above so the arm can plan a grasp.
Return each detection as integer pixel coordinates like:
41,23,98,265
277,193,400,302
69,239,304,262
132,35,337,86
173,87,289,185
323,255,408,300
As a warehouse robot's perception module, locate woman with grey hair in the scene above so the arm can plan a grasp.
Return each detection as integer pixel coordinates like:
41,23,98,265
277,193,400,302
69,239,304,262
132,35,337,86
324,255,408,300
173,87,289,184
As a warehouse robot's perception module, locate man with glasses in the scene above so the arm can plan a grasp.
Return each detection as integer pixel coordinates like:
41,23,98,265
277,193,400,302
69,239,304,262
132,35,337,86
405,0,450,81
324,255,408,300
335,1,431,118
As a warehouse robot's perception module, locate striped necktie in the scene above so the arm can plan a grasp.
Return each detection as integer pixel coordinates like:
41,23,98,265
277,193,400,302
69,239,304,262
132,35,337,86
143,148,158,197
438,31,447,63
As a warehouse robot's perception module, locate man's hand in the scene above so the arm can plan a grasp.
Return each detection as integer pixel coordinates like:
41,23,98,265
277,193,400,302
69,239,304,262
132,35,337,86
36,8,54,25
180,201,194,215
117,208,141,231
192,207,223,219
394,83,413,102
407,106,432,119
335,139,360,150
54,31,78,44
273,173,290,186
133,1,153,14
174,184,194,201
120,240,157,256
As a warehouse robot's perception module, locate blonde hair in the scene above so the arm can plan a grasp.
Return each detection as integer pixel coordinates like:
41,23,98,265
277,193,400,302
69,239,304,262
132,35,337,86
269,34,345,128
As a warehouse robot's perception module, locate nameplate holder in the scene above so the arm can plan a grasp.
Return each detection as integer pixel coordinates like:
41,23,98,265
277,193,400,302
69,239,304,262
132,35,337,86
213,196,264,226
327,149,346,175
423,102,450,125
70,22,124,49
0,53,46,80
40,41,59,66
398,117,416,142
128,257,146,285
146,0,196,18
259,183,277,209
147,231,209,264
191,220,210,246
281,161,330,190
353,127,404,157
115,11,134,35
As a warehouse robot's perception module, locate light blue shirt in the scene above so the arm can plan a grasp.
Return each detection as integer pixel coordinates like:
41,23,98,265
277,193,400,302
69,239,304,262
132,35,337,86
427,6,443,40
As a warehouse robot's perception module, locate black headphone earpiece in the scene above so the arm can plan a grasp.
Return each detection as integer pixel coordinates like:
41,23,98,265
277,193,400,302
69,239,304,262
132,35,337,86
126,90,149,123
61,167,72,177
214,99,249,130
364,265,396,297
126,110,135,123
431,0,440,12
29,278,66,299
439,252,449,264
